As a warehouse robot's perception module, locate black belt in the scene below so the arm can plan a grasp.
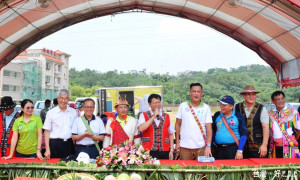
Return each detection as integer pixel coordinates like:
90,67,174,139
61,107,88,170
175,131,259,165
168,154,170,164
50,138,72,142
215,143,237,148
77,144,95,148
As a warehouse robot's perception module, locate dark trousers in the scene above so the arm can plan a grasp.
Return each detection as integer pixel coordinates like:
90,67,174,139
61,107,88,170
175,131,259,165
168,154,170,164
76,145,98,159
16,152,36,158
50,138,75,159
243,145,268,158
275,146,284,158
214,143,238,160
150,150,169,159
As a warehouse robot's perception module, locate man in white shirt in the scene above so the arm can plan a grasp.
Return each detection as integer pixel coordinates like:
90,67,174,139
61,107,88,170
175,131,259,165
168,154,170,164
175,83,213,160
43,89,77,159
72,98,105,159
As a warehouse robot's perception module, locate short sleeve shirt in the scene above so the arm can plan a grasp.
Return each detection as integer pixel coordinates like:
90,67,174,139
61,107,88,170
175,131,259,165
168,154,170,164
239,103,269,124
13,115,43,155
176,101,213,149
215,111,241,144
43,106,77,140
72,115,106,145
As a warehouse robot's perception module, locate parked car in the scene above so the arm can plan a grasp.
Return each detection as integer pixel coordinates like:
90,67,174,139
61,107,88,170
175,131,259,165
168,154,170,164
15,105,21,113
75,97,99,116
265,103,300,111
33,101,53,116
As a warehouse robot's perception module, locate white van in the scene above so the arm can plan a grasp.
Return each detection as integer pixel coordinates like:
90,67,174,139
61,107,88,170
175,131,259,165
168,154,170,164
75,97,99,116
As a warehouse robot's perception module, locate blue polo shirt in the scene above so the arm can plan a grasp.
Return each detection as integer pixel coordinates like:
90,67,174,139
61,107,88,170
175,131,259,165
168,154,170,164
214,110,248,145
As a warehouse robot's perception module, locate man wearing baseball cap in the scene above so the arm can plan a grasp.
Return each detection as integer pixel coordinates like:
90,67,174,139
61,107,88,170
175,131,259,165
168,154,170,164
212,95,248,159
0,96,20,157
103,97,141,148
235,85,269,158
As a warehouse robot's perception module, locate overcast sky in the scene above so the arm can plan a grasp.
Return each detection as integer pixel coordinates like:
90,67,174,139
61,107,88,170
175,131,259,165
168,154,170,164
29,12,268,75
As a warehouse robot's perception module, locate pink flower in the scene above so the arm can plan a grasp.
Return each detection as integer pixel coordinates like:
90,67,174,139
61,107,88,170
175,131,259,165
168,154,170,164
142,155,147,159
110,149,117,157
129,150,135,155
122,160,127,166
113,159,118,165
103,158,112,166
136,159,142,165
136,150,143,157
118,147,125,153
104,146,112,151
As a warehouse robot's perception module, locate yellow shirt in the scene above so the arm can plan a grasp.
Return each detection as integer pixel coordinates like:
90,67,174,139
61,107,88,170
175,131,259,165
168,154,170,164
116,115,130,129
12,115,43,155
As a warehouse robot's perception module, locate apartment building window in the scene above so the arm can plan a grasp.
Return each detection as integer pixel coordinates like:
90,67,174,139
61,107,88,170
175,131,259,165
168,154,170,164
45,75,51,83
58,65,61,72
54,77,60,84
3,70,20,78
46,61,51,70
2,84,19,92
2,84,9,91
3,70,10,77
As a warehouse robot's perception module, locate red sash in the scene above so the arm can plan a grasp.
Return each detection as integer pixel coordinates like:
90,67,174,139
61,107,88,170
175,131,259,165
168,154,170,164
221,116,240,146
188,104,206,143
110,118,130,146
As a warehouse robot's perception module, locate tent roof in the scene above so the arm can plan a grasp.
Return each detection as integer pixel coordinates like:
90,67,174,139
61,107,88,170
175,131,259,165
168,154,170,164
0,0,300,88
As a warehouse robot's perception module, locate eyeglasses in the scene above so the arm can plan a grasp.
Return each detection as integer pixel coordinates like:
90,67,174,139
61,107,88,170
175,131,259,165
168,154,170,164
26,106,34,110
84,106,95,109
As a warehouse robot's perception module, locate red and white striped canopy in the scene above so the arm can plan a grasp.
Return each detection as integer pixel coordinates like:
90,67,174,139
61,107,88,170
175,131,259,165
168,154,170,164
0,0,300,88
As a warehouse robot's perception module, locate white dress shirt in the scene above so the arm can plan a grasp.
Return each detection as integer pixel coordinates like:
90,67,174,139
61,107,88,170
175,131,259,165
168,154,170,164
43,106,77,140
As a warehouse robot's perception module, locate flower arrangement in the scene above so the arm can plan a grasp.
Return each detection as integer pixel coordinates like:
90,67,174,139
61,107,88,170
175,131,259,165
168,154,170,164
96,141,156,169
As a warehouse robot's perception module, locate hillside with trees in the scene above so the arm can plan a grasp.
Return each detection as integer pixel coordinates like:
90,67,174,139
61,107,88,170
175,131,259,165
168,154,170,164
69,64,300,104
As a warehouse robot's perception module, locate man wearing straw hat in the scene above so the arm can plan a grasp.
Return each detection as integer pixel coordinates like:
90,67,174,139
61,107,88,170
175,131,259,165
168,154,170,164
235,85,269,158
72,98,106,159
0,96,20,157
103,97,141,148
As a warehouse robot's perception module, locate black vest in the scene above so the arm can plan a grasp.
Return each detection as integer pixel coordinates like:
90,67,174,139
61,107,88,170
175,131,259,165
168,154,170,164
235,103,263,144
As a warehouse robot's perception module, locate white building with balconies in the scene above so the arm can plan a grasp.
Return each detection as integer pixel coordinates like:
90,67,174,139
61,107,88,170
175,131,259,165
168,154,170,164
0,49,70,101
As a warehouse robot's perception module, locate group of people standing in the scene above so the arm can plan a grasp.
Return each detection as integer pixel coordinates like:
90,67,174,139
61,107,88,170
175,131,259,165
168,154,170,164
175,83,300,160
0,83,299,161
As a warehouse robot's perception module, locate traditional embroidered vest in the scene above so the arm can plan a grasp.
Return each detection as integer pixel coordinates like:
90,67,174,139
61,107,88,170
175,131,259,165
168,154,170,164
268,107,300,158
0,111,19,157
141,111,170,151
235,102,263,144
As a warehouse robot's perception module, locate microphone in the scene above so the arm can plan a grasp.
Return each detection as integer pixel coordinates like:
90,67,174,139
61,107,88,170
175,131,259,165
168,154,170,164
155,108,160,119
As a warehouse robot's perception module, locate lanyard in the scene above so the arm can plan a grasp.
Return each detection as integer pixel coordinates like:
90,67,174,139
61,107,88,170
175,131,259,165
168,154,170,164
81,116,101,152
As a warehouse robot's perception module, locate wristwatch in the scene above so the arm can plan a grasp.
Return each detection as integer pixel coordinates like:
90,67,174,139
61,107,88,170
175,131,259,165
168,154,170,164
206,144,211,147
237,150,243,153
